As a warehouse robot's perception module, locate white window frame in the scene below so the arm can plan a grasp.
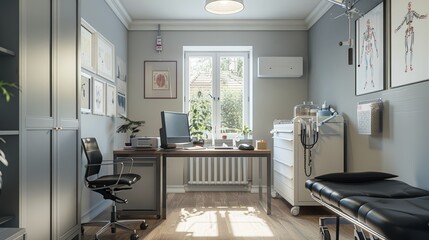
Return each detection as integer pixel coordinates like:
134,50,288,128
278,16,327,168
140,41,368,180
183,46,253,139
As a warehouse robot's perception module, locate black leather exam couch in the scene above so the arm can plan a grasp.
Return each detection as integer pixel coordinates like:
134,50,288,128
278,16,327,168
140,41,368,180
305,172,429,240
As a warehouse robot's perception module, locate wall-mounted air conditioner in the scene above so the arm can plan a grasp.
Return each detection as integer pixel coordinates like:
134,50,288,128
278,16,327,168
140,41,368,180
257,57,303,78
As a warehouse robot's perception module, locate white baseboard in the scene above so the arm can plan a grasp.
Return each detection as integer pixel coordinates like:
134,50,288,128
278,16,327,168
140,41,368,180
250,185,268,194
166,184,266,193
167,185,186,193
81,201,111,223
185,184,250,192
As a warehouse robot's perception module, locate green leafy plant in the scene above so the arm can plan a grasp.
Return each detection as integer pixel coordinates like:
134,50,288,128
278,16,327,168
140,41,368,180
0,80,18,191
0,138,8,167
241,125,252,135
189,91,212,143
241,125,252,139
0,81,19,102
116,115,145,139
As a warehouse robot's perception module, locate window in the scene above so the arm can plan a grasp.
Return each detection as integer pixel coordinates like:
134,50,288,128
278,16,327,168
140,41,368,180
184,47,252,140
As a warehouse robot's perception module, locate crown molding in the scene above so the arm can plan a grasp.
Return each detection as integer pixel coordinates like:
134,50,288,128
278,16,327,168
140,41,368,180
105,0,332,31
129,19,308,31
104,0,132,29
305,1,333,29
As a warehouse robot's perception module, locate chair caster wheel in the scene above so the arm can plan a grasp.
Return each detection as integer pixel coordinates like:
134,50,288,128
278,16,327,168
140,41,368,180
81,226,84,234
111,227,116,233
140,221,148,230
130,233,139,240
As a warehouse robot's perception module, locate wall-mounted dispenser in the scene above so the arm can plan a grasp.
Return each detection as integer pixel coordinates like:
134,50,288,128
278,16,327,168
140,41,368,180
357,98,383,135
156,24,162,53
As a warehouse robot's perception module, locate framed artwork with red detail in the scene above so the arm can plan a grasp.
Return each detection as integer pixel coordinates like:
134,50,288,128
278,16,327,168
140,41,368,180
144,61,177,99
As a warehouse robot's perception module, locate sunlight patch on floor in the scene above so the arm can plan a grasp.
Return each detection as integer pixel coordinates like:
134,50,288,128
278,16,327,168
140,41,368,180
228,207,274,237
175,207,273,238
176,208,219,237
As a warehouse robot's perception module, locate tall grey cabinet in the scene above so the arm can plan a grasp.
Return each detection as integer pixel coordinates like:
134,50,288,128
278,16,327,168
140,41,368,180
20,0,81,239
0,0,20,229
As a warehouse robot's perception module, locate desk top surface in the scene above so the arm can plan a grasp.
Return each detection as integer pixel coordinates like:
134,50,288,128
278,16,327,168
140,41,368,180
114,148,271,157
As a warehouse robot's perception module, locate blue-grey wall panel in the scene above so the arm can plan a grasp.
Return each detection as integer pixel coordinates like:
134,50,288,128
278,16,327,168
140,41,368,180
308,0,429,189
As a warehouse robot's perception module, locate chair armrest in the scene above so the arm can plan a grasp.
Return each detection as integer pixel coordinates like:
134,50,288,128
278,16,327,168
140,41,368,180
113,157,136,173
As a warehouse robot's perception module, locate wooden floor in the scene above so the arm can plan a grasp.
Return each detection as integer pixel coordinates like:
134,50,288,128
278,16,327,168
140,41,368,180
82,192,354,240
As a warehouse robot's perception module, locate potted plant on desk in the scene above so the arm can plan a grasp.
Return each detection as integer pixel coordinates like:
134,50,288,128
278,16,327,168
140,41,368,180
241,125,252,139
116,115,145,146
189,91,212,146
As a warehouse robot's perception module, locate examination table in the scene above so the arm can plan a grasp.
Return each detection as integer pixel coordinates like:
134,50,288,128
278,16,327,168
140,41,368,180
305,172,429,240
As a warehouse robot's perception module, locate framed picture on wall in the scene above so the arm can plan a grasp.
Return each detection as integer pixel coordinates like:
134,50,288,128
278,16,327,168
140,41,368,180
80,72,92,113
106,83,116,117
81,19,96,73
117,92,127,117
390,0,429,87
96,33,115,82
144,61,177,99
116,56,127,82
355,2,384,95
93,78,105,115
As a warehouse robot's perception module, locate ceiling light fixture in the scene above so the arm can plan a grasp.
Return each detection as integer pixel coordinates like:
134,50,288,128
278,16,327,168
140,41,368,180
205,0,244,15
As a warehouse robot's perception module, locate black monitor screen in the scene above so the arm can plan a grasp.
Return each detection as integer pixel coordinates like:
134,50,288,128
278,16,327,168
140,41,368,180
160,111,191,149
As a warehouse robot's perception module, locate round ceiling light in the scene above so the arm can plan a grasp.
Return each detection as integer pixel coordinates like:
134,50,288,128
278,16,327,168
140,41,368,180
205,0,244,15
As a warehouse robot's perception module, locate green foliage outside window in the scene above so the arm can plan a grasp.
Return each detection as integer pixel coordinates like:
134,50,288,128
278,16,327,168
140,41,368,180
220,90,242,133
189,91,212,142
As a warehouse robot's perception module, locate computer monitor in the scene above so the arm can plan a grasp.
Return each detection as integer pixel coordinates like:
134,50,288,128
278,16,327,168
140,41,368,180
160,111,192,149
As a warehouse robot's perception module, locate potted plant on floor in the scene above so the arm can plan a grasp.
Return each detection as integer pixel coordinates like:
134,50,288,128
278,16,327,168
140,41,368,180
0,80,19,191
189,91,212,146
116,115,145,146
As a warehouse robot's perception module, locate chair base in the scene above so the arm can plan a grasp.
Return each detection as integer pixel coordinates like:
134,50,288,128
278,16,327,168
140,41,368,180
81,205,148,240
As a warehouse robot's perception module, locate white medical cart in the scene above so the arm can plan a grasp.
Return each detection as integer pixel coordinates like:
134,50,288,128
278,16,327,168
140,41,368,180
271,115,344,215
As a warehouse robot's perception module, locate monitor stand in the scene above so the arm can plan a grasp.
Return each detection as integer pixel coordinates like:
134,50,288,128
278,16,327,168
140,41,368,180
160,143,177,149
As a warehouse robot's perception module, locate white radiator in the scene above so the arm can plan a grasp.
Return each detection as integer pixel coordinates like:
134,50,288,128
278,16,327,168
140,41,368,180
188,157,248,185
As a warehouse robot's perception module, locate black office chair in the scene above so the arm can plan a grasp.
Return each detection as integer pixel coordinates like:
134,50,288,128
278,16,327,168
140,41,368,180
81,137,148,240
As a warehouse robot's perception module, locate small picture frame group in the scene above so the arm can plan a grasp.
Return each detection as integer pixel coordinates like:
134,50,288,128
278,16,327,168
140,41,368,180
81,18,124,117
80,73,120,117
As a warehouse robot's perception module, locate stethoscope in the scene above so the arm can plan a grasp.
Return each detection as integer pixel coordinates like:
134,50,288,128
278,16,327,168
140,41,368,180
300,119,319,177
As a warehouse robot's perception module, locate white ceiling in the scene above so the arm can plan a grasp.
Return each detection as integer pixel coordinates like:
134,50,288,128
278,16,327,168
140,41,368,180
107,0,335,30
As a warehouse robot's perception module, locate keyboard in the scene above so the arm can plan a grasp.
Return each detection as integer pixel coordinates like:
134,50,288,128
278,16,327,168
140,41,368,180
184,146,206,150
214,146,233,149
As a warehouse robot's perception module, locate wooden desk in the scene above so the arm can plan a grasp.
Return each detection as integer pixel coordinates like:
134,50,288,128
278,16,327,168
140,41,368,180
113,148,272,219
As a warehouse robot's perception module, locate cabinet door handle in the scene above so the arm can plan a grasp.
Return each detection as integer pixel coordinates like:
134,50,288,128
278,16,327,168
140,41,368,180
53,127,63,131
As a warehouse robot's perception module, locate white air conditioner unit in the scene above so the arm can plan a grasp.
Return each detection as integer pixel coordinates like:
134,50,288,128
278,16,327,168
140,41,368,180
257,57,303,78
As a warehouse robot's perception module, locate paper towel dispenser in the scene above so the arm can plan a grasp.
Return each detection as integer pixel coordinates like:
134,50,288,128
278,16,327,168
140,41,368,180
357,98,383,135
257,57,303,78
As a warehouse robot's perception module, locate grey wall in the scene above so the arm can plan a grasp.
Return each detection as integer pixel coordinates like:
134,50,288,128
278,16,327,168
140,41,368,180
128,30,309,186
81,0,128,220
309,0,429,189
